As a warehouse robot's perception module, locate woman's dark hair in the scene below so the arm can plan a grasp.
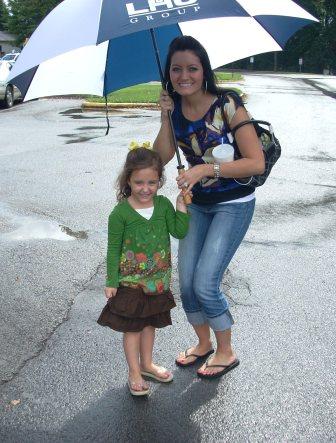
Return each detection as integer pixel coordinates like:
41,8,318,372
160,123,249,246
163,36,220,96
116,147,165,201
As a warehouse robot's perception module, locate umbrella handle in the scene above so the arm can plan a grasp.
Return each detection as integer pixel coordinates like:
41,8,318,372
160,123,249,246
178,167,192,205
149,28,191,205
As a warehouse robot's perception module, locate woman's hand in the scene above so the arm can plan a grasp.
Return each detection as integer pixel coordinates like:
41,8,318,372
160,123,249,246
176,164,209,193
104,287,117,299
158,89,174,117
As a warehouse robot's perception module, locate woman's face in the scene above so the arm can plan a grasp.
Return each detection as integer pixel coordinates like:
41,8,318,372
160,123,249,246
169,50,204,96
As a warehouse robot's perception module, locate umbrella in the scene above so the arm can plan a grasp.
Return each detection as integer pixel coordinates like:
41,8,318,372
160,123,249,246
8,0,317,183
9,0,318,100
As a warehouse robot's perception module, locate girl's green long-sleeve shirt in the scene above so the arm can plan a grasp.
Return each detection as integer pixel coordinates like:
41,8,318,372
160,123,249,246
106,195,189,294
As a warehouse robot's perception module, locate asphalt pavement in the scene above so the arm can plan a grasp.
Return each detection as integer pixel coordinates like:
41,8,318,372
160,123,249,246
0,73,335,442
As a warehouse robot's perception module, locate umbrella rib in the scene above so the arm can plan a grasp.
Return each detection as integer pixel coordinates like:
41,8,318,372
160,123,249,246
103,38,111,135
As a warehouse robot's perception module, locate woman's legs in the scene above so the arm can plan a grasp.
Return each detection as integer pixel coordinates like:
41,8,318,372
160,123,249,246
194,201,255,375
178,200,255,373
197,329,236,376
176,323,213,365
123,331,149,391
139,326,172,380
177,205,213,364
178,204,212,325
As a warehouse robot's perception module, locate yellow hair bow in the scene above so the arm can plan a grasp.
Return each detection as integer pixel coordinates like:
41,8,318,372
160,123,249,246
129,141,152,151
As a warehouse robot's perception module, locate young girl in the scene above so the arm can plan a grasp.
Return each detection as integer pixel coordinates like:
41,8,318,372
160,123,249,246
97,143,189,396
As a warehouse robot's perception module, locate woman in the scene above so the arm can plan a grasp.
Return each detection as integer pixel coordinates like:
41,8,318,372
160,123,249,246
153,36,264,379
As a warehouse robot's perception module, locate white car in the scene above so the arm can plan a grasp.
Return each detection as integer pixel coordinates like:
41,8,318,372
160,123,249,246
0,52,21,63
0,61,21,108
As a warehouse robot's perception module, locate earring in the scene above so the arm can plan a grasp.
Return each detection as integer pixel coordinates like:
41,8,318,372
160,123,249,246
166,81,175,93
204,80,208,93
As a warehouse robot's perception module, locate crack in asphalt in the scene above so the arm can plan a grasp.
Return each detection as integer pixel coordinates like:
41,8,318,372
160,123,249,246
0,260,106,387
223,270,258,308
302,79,336,100
255,192,336,222
243,239,313,248
271,177,336,189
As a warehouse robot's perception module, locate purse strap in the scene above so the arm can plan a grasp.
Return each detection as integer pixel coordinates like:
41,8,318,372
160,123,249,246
219,92,273,138
231,119,273,136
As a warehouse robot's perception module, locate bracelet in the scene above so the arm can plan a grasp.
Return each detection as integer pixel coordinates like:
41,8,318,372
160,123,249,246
213,162,221,179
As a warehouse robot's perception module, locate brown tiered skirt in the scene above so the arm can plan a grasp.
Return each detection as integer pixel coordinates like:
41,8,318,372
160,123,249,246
97,286,176,332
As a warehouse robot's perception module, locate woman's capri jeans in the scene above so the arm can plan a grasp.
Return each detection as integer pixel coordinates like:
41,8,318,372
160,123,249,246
178,199,255,331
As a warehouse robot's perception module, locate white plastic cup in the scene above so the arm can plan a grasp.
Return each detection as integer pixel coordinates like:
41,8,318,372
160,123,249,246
212,144,234,163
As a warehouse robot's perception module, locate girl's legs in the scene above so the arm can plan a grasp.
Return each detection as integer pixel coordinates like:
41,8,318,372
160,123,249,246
140,326,172,379
123,331,149,391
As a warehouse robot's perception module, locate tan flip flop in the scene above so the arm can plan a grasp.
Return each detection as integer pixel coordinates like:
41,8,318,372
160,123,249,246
128,380,150,396
141,368,173,383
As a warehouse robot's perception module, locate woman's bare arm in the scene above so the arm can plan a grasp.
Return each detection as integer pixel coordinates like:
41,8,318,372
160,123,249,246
176,106,265,192
153,90,176,165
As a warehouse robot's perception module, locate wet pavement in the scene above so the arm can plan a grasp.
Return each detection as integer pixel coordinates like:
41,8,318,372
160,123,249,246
0,74,335,442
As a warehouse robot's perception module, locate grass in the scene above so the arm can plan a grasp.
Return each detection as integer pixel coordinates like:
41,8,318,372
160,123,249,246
215,72,242,82
86,72,242,104
87,84,162,103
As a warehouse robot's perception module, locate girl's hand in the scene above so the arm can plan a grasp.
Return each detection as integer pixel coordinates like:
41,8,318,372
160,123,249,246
176,164,207,193
159,89,174,117
104,287,117,299
176,192,190,213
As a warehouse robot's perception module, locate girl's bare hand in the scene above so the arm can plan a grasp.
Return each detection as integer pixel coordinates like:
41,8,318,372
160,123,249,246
176,165,207,193
104,287,117,299
176,192,190,213
159,89,174,116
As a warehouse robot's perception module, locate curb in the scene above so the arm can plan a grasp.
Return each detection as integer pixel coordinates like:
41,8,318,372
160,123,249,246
82,101,160,111
82,92,247,111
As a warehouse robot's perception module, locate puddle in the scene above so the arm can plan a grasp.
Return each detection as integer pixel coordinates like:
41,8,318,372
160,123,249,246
59,108,101,120
121,115,150,119
58,133,102,144
77,126,108,130
59,108,83,115
4,218,75,241
297,152,336,162
255,192,336,222
65,136,100,144
60,226,88,239
0,202,87,242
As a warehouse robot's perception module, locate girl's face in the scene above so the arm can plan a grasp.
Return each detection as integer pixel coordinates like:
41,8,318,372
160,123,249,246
128,167,160,207
169,50,204,96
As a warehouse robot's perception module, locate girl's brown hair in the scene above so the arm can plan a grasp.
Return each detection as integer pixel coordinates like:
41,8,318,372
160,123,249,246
116,148,165,201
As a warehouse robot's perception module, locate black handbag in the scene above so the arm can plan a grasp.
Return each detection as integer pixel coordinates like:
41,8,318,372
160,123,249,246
220,93,281,187
231,119,281,187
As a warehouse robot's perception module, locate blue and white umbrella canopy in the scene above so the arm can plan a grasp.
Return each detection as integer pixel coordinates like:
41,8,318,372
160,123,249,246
8,0,318,101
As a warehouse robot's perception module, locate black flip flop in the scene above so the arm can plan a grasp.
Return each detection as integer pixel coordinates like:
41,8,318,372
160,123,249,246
175,348,214,367
197,358,240,379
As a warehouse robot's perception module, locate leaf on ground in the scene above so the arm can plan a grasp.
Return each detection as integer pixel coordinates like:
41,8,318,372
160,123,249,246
10,399,21,406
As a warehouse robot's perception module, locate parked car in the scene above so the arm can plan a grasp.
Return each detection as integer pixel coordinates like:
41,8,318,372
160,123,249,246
0,52,21,63
0,61,22,108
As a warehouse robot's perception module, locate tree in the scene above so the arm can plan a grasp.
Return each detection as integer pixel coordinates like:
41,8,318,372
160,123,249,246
283,0,336,72
0,0,9,31
7,0,62,45
225,0,336,74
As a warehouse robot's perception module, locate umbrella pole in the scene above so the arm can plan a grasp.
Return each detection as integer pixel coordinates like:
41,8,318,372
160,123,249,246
150,29,191,204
